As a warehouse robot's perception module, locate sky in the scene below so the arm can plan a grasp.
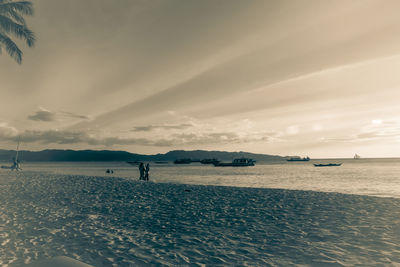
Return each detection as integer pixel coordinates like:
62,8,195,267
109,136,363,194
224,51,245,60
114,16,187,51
2,0,400,158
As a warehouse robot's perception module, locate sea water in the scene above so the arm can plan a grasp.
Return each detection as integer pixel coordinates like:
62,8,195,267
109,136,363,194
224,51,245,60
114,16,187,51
17,158,400,198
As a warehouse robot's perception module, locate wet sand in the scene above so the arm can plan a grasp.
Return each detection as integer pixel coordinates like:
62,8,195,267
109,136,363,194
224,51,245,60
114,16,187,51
1,171,400,266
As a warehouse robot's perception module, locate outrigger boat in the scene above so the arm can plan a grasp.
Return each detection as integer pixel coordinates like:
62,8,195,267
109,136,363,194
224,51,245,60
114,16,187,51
213,158,255,167
314,163,342,167
1,138,22,171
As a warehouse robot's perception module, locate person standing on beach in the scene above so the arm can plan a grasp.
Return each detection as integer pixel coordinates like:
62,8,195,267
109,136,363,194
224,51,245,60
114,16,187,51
144,163,150,181
138,162,145,180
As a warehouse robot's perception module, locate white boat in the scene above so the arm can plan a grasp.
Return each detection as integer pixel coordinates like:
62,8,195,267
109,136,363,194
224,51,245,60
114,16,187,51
354,154,361,159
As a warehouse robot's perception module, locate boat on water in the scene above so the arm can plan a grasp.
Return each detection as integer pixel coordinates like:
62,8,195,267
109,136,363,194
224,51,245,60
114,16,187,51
213,158,255,167
0,162,21,170
127,160,142,165
173,158,192,164
354,154,361,159
200,158,220,164
287,156,310,162
314,163,342,167
1,139,22,171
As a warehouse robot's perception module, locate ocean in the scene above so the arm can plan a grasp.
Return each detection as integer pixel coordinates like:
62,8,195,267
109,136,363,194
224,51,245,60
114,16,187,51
19,158,400,198
1,159,400,266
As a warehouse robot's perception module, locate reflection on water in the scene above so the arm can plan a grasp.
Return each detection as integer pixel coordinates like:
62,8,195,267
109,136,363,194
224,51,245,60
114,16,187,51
16,158,400,198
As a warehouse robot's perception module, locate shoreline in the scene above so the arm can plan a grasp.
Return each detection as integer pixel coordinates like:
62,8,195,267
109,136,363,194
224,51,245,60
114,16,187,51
1,172,400,266
9,169,400,200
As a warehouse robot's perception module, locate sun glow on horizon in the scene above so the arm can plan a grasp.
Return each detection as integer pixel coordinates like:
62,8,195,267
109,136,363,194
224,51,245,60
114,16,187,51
372,119,383,125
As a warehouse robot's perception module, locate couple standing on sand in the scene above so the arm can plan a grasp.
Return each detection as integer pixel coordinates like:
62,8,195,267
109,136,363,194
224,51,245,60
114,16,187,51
138,162,150,181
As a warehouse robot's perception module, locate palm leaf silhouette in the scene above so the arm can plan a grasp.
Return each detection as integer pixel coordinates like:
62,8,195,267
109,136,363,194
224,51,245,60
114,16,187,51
0,0,35,64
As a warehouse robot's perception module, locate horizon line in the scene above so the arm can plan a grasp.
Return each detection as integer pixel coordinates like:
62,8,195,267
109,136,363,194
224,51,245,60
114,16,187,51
0,148,398,160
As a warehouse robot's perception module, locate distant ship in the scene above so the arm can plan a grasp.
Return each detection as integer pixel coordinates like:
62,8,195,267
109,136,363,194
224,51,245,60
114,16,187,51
213,158,255,167
173,158,192,164
287,156,310,162
314,163,342,167
127,160,142,165
200,158,220,164
354,154,361,159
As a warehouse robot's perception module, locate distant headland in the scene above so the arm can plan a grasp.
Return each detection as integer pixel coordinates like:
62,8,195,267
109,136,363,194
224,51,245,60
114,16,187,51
0,149,286,162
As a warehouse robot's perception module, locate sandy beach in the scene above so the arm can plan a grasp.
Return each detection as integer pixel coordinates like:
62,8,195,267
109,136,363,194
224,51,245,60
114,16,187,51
1,171,400,266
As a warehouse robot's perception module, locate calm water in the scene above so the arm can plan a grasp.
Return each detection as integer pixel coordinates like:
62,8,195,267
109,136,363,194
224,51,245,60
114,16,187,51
15,158,400,198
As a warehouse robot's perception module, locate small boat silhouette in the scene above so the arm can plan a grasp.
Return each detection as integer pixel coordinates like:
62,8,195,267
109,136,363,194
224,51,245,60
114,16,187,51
287,156,310,162
314,163,342,167
213,158,255,167
1,138,22,171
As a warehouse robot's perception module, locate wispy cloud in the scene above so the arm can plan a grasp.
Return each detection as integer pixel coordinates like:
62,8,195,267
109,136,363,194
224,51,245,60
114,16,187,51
27,109,56,122
132,123,193,132
27,108,89,122
5,130,162,146
0,122,18,138
169,131,277,146
60,111,90,120
322,124,400,143
0,127,277,148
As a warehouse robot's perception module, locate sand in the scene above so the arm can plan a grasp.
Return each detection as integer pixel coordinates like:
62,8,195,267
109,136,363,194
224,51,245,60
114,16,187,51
1,171,400,266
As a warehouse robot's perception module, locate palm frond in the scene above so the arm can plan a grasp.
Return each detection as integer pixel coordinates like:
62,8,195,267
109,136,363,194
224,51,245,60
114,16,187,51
0,14,35,46
0,1,34,16
0,7,26,24
0,0,33,63
0,32,22,63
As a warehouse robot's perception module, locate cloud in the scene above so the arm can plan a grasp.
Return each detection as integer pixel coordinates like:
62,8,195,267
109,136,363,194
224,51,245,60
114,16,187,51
5,130,155,146
371,119,382,125
0,122,18,138
0,129,172,147
322,127,400,143
286,125,299,135
60,111,90,120
0,128,277,148
132,123,193,132
27,108,90,122
172,132,241,145
27,110,56,122
170,131,277,146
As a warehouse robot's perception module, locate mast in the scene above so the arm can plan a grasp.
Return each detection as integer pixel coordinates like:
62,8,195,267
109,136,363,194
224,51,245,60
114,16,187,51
15,136,20,161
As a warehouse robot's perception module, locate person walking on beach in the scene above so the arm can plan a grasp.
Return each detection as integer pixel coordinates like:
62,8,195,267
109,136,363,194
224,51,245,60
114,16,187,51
138,162,145,180
144,163,150,181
